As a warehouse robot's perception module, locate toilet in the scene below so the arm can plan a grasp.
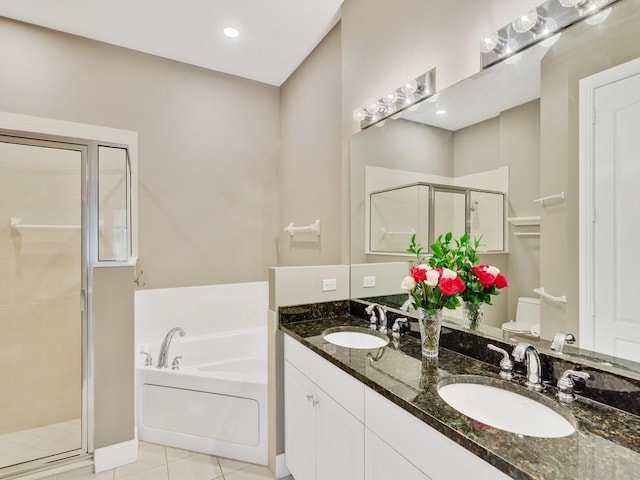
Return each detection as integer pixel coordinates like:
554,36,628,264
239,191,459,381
501,297,540,338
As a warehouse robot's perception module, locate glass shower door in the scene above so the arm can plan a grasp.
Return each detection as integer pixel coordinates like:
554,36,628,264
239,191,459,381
0,137,85,470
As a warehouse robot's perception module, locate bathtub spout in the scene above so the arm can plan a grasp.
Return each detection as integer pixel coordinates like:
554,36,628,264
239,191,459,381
157,327,185,368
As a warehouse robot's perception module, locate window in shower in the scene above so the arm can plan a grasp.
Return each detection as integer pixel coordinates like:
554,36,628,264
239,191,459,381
98,145,130,261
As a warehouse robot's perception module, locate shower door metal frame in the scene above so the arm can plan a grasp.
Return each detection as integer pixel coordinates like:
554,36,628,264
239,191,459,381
0,130,130,477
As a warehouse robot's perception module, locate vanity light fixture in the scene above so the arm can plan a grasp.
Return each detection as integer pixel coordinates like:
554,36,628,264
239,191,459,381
481,0,618,69
223,26,240,38
353,68,436,129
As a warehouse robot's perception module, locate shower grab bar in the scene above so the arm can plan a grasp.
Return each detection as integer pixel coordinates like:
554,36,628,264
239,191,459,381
533,192,565,205
533,287,567,304
11,217,80,231
284,219,321,236
381,228,415,236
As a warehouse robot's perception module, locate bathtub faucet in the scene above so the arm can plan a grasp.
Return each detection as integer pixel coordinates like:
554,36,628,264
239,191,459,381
157,327,186,368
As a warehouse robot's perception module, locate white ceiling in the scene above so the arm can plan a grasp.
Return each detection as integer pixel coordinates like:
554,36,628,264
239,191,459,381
0,0,343,86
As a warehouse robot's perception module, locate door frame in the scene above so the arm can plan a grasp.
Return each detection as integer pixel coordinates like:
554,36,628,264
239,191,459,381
578,56,640,350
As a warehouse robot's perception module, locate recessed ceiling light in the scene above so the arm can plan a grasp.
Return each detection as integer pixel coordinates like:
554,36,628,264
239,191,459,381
436,110,447,115
223,27,239,39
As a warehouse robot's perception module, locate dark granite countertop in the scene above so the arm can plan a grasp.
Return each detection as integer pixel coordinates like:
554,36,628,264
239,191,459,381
280,313,640,480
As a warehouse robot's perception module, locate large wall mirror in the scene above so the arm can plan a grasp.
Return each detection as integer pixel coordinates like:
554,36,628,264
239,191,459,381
350,0,640,378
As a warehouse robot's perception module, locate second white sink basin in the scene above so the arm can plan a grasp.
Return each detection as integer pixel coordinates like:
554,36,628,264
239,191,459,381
322,326,390,349
438,376,576,438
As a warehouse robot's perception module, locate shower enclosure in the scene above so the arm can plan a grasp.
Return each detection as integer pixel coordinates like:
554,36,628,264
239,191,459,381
0,132,131,476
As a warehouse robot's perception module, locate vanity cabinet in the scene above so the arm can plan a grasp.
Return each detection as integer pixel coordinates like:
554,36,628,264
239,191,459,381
364,428,430,480
284,335,511,480
284,337,365,480
364,387,511,480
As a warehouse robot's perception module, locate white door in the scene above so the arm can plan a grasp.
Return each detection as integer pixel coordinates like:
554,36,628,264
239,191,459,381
591,68,640,362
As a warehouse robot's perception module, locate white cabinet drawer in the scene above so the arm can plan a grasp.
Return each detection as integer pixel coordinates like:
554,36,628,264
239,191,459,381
284,335,364,421
364,386,511,480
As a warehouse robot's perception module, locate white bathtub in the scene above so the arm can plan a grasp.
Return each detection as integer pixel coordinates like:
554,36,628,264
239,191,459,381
136,326,267,465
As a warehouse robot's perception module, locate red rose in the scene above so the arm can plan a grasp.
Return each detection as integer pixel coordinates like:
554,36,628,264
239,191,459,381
472,264,489,274
454,277,466,293
474,269,496,288
495,273,508,289
410,266,427,283
439,277,460,296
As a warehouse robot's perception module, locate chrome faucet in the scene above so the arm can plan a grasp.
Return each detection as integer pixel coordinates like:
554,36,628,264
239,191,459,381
157,327,185,368
365,303,387,332
487,344,514,381
512,343,543,391
550,331,576,353
557,369,592,403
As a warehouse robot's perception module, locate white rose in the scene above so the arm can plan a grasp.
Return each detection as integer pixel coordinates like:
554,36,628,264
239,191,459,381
401,276,416,291
487,266,500,276
418,263,430,271
425,269,440,287
441,268,457,279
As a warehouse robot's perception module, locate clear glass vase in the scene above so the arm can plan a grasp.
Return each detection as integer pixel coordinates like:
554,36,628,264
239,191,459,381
462,301,484,330
417,308,442,358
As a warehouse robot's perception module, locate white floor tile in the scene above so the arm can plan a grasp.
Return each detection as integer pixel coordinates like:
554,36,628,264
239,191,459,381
165,446,196,463
167,454,223,480
224,464,276,480
114,464,168,480
113,443,166,479
217,457,251,476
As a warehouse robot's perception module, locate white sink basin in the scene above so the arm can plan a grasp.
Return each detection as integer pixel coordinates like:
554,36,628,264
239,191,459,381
437,376,576,438
322,326,390,349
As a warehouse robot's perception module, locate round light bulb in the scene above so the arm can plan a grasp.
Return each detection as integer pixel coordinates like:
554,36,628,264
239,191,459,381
223,27,240,38
383,92,399,107
538,17,558,35
365,98,381,115
401,79,418,95
480,32,499,53
353,108,367,122
512,9,539,33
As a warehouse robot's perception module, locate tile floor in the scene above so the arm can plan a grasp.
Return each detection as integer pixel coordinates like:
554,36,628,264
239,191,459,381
39,442,294,480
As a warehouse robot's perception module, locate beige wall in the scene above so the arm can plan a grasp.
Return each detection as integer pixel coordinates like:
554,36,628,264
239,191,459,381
278,24,342,267
503,100,540,323
93,265,135,449
0,17,280,289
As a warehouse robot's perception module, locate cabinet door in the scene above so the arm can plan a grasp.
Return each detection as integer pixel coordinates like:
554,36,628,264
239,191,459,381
315,387,365,480
365,428,431,480
285,361,317,480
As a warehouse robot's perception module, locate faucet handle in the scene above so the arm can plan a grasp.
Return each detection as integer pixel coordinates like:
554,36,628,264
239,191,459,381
487,344,514,381
171,355,183,370
550,331,576,352
557,369,592,403
392,317,410,337
140,351,153,367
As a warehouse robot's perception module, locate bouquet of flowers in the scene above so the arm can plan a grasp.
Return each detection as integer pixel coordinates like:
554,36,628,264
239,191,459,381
400,233,466,311
456,235,508,305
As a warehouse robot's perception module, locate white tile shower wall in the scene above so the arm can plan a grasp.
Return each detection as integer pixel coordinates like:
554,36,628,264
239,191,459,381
135,282,268,346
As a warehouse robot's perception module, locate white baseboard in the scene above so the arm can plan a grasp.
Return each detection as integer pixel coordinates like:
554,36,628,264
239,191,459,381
94,438,138,473
276,454,290,478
